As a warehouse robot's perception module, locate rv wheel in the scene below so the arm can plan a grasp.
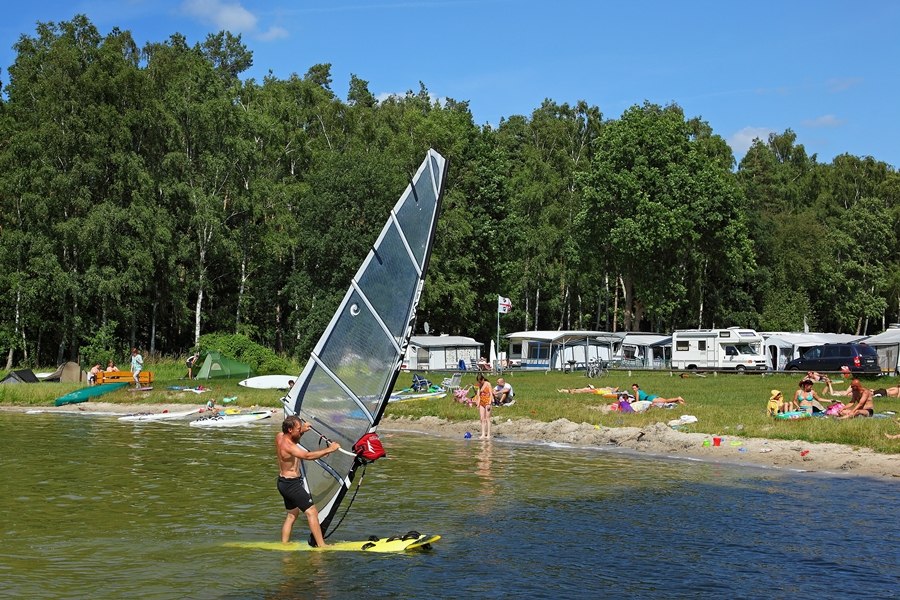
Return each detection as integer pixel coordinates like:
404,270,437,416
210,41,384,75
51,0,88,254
736,365,746,372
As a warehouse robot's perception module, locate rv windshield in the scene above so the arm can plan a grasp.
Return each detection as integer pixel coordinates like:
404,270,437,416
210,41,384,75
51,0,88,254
733,344,758,355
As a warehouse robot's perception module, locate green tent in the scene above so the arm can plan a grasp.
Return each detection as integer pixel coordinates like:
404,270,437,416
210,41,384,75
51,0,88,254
194,351,253,380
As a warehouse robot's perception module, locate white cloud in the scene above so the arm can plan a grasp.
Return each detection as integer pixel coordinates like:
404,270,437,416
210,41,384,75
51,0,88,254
728,126,776,157
375,90,446,106
183,0,257,31
182,0,288,41
259,26,289,41
802,114,844,128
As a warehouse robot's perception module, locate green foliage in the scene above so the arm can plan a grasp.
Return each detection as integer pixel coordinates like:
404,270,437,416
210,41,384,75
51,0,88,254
196,332,292,374
78,321,120,368
1,15,900,371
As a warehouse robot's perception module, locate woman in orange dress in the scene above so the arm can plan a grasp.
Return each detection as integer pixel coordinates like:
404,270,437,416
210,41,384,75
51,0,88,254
475,373,493,439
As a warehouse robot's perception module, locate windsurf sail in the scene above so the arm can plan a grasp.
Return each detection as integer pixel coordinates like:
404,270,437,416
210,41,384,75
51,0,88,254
283,149,447,537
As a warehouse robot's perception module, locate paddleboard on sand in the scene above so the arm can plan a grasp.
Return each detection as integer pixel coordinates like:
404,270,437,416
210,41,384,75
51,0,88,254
189,411,273,427
224,533,441,553
238,375,295,390
118,408,202,422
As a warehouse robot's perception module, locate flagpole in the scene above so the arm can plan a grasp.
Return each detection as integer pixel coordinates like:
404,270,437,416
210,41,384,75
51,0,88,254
497,303,501,374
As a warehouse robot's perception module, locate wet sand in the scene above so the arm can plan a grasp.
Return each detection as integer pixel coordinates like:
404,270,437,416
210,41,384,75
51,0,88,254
379,415,900,481
7,402,898,480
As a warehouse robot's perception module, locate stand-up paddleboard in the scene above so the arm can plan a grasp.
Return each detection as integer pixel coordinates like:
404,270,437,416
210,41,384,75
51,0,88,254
238,375,295,390
224,533,441,553
127,386,154,392
189,411,273,427
26,409,119,416
54,382,128,406
118,407,202,422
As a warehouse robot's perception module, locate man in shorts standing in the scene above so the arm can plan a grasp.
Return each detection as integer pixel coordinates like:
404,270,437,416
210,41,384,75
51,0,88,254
276,415,341,546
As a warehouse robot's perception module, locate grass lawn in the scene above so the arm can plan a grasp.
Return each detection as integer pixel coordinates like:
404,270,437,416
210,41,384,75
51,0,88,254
2,363,898,454
387,369,900,455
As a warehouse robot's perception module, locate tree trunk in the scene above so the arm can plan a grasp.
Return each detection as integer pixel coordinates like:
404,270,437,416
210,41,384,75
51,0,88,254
5,288,21,370
619,275,633,331
236,254,248,332
633,299,645,331
534,288,540,331
524,284,531,330
194,287,204,346
150,298,158,355
611,276,618,333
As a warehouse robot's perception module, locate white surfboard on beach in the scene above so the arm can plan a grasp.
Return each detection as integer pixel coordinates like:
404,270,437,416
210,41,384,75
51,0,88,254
189,411,273,427
238,375,295,390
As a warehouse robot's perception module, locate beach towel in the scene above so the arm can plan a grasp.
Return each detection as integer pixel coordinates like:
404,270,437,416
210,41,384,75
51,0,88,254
825,402,844,416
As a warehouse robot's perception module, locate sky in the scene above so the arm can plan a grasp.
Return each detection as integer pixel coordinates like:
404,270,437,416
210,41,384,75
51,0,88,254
0,0,898,167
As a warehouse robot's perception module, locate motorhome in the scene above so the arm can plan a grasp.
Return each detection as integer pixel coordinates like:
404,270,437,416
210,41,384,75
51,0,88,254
670,328,768,371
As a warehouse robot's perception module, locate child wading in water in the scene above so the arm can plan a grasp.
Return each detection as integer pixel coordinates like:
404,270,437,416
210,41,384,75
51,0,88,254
475,373,492,439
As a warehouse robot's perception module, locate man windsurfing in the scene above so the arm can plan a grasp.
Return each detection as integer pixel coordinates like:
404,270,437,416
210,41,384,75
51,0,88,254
276,415,341,546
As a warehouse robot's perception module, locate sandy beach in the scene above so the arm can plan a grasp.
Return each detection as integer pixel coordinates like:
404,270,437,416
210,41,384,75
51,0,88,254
7,402,898,480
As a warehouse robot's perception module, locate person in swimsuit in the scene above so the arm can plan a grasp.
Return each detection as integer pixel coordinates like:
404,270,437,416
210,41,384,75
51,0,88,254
557,385,620,395
871,386,900,398
475,373,492,439
839,379,875,419
276,415,341,546
87,363,101,386
794,378,828,414
631,383,685,405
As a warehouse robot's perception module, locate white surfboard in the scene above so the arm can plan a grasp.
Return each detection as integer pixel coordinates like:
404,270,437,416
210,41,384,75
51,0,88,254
238,375,295,390
118,408,202,422
189,411,273,427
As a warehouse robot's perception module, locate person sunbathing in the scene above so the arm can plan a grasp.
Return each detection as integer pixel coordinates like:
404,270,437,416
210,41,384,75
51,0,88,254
872,386,900,398
631,383,685,405
558,385,619,395
795,379,828,414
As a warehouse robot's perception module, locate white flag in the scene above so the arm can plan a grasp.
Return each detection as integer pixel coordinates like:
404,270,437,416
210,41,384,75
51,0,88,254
498,296,512,314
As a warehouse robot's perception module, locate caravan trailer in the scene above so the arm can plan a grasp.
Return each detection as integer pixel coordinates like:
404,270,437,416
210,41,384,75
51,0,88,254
670,328,768,371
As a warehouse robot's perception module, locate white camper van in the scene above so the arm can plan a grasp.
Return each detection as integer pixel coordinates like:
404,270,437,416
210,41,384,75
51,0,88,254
670,328,768,371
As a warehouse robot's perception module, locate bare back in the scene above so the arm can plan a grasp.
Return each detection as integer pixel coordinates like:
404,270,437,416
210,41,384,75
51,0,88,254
276,432,301,478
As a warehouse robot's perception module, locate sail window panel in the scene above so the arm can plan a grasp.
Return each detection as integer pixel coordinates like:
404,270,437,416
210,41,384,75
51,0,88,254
302,441,356,511
357,223,418,336
297,366,372,444
394,173,437,267
317,290,396,413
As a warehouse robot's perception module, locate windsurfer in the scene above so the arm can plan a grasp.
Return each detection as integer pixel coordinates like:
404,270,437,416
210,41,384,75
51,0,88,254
276,415,341,546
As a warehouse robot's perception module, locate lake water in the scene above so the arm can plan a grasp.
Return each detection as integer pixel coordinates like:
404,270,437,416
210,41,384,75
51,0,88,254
1,412,897,599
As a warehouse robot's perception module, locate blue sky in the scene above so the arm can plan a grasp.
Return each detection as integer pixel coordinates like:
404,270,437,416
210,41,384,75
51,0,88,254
1,0,898,167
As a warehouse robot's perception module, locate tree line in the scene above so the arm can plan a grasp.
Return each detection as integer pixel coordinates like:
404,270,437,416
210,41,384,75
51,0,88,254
2,15,899,369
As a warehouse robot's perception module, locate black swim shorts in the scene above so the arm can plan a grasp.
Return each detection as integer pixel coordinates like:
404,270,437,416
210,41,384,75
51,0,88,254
277,476,314,511
874,388,888,397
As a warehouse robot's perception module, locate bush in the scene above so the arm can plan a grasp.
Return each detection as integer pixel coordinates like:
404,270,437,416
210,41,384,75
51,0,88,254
196,333,293,375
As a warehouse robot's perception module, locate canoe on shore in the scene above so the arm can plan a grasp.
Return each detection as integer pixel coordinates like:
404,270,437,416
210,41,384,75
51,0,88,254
55,383,128,406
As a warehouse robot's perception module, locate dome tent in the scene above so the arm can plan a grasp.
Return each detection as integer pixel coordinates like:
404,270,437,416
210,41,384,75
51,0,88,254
194,351,253,380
